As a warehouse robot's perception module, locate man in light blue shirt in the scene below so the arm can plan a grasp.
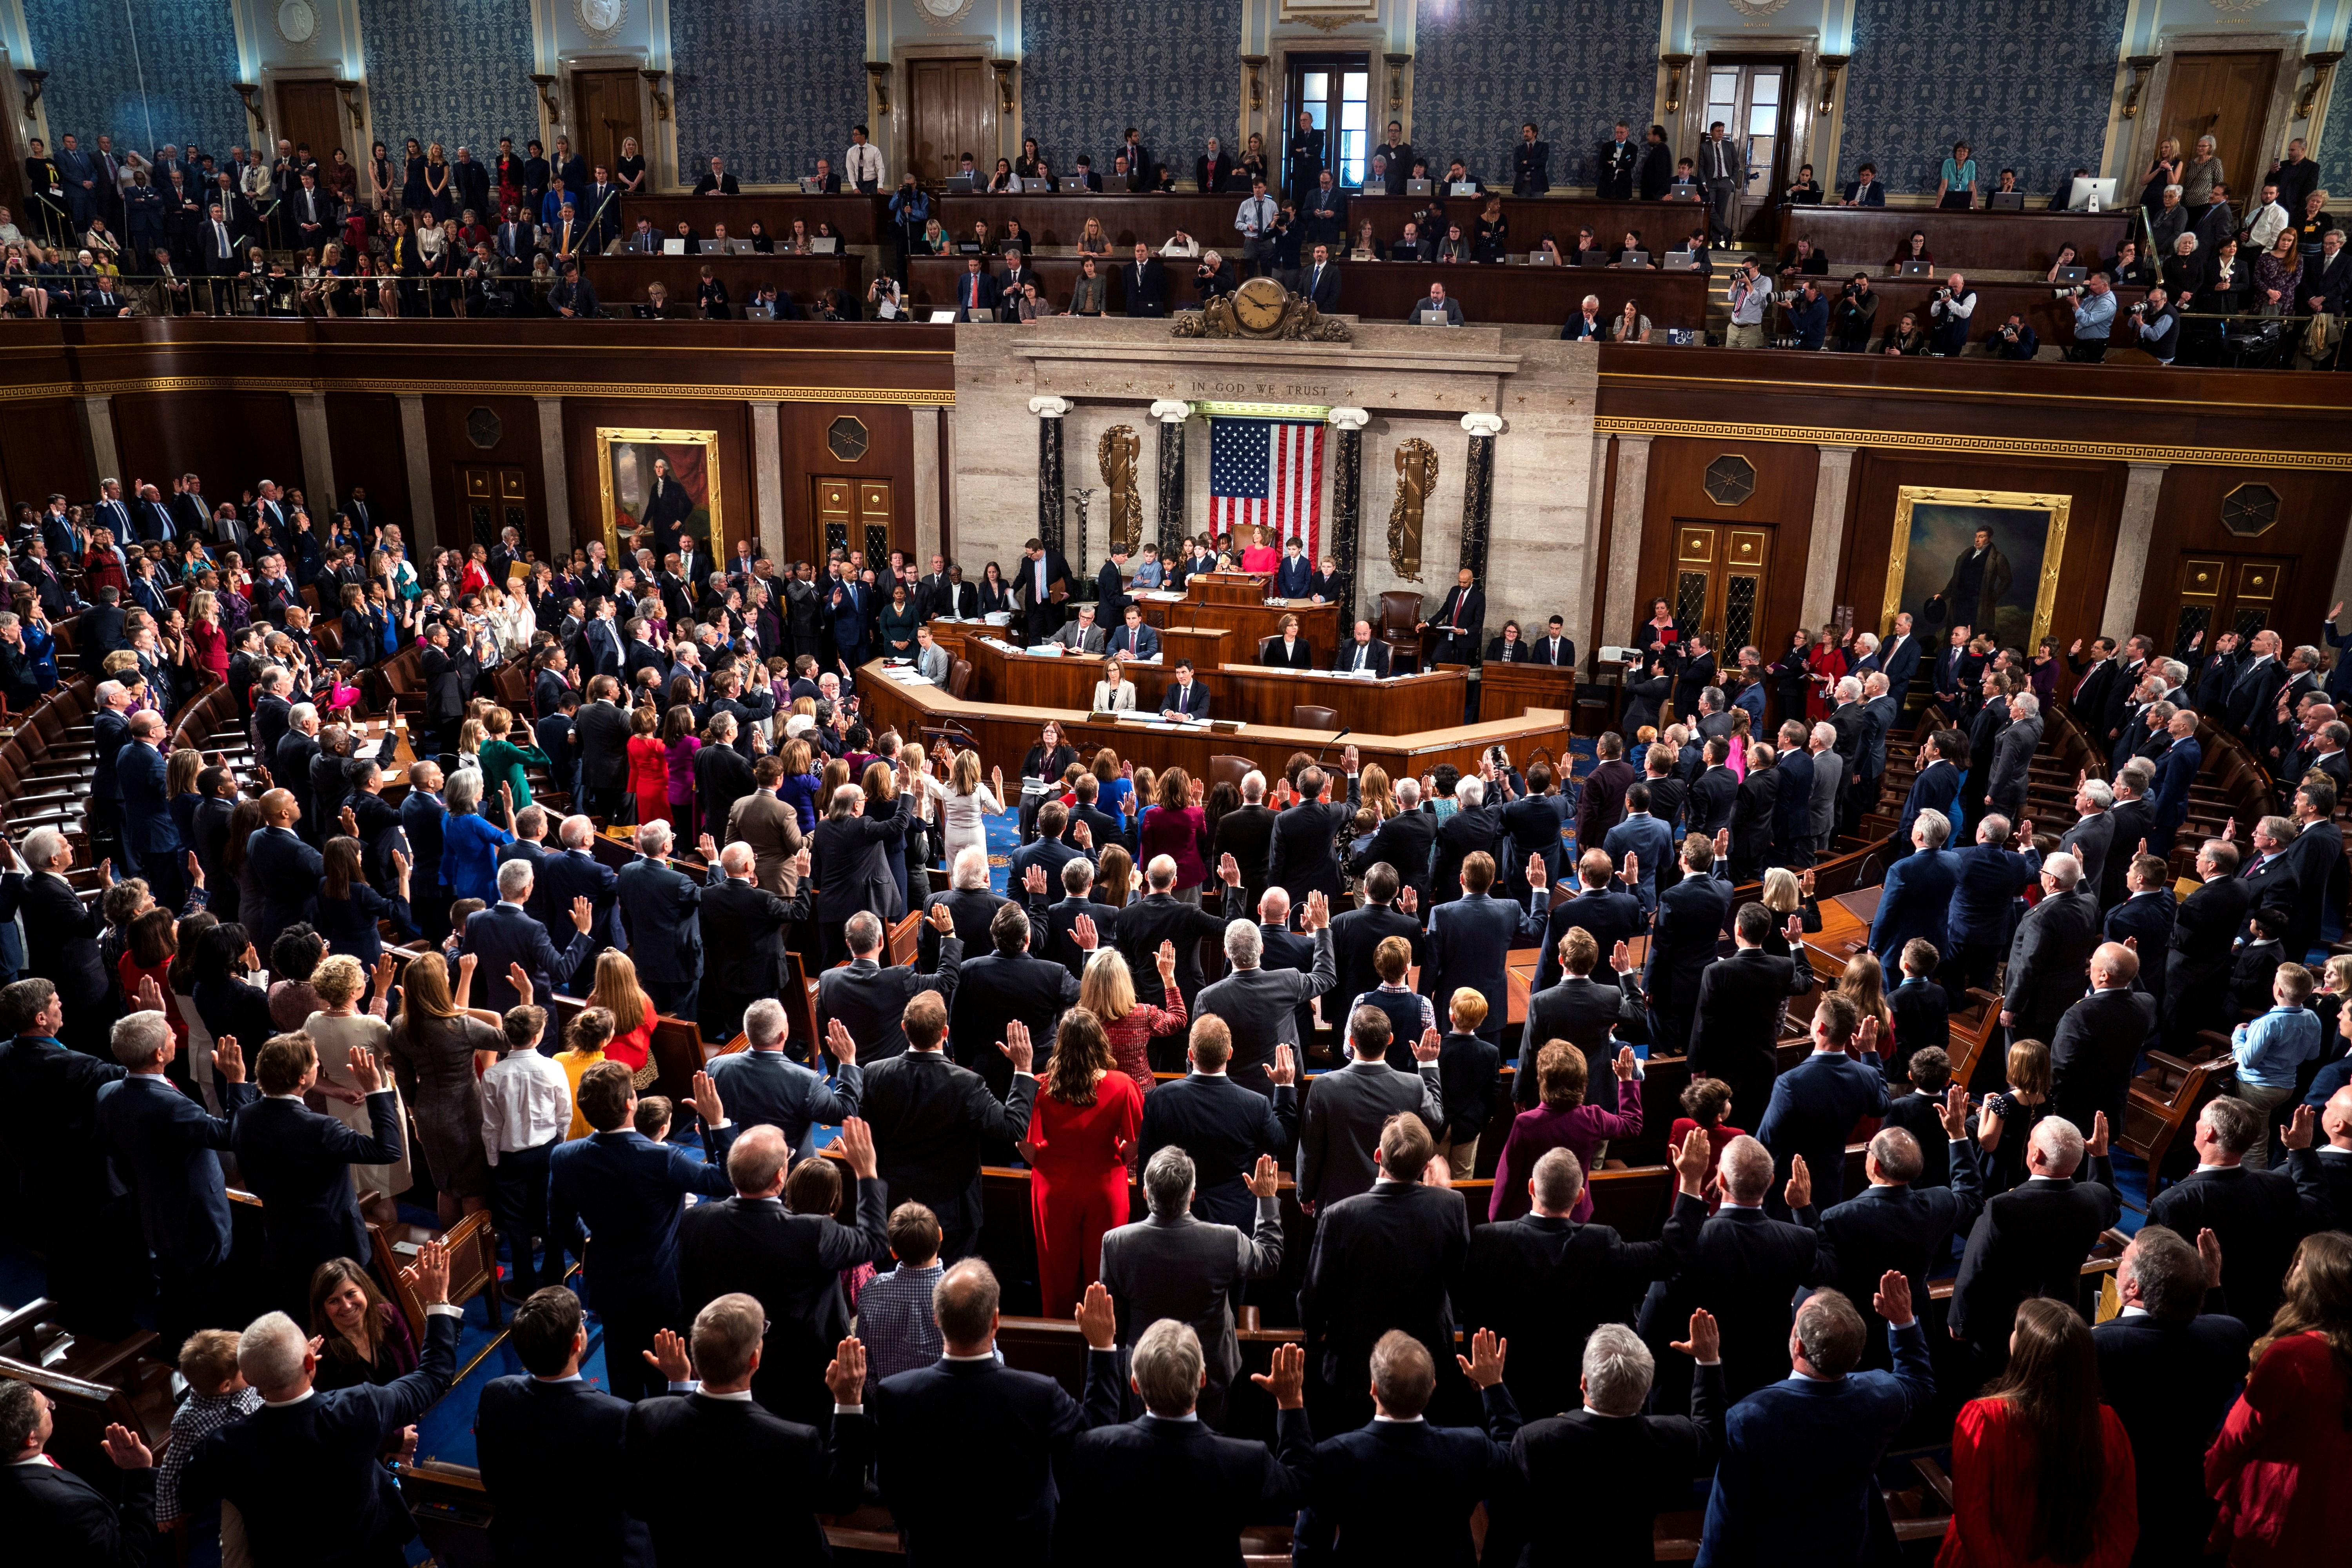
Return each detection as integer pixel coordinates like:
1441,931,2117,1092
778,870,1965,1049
2069,272,2118,362
2229,962,2322,1169
1234,179,1277,276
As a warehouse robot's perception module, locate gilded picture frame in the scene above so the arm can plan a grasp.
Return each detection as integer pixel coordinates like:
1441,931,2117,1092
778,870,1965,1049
1881,485,2069,651
593,426,723,562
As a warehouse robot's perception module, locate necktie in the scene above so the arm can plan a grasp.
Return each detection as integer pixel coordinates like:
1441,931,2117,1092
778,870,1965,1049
1354,644,1365,671
1451,594,1464,632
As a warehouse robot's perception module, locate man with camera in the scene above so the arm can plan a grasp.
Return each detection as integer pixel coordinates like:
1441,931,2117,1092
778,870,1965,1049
1991,312,2039,360
1194,249,1239,301
1831,272,1879,352
2129,285,2180,364
1786,278,1829,350
1725,257,1767,348
1927,273,1977,354
2066,271,2119,361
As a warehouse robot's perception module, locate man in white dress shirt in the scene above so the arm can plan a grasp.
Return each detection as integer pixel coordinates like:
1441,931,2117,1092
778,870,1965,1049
845,125,885,194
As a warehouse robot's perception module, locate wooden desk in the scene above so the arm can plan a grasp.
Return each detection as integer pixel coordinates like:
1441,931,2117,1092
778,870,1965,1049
1132,589,1341,658
949,633,1459,730
1772,205,2136,276
619,192,889,246
1805,276,2149,351
856,660,1573,797
1343,194,1715,258
1468,661,1578,721
581,252,866,309
904,253,1710,330
921,617,1233,673
934,192,1239,250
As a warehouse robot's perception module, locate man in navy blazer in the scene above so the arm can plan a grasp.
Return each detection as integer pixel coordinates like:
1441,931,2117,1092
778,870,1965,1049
615,819,713,1019
473,1285,649,1567
1599,787,1675,918
1696,1270,1933,1564
245,789,325,955
1755,994,1890,1216
1942,811,2040,1005
1135,1018,1299,1229
94,1013,259,1347
1421,851,1543,1045
1646,833,1735,1056
465,857,599,1015
1876,612,1922,709
548,1060,740,1401
1870,808,1958,969
1159,659,1210,719
2146,708,2202,852
1818,1099,1984,1368
231,1029,405,1313
536,815,624,987
1531,848,1648,990
706,998,862,1161
1950,1112,2121,1361
182,1240,460,1566
116,712,183,902
1274,540,1314,599
1888,731,1962,865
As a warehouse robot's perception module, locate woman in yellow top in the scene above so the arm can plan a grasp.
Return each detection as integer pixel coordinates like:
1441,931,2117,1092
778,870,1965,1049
478,705,551,813
557,1006,615,1140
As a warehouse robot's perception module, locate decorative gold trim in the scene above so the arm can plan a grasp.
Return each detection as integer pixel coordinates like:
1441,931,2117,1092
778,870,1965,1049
593,426,724,564
1594,415,2352,472
1882,485,2071,646
0,376,955,406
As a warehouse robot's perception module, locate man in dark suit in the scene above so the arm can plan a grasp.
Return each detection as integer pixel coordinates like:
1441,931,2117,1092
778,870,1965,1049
2103,761,2160,906
1159,658,1210,720
94,1014,259,1348
1755,991,1890,1215
1943,811,2041,1009
1122,242,1166,316
1644,833,1734,1057
1347,777,1436,897
858,990,1037,1261
1417,566,1485,669
1595,121,1640,200
1529,846,1648,993
1265,765,1351,899
1869,810,1958,972
872,1258,1121,1562
0,1378,158,1564
7,831,116,1055
699,840,812,1043
1688,900,1816,1123
677,1121,893,1424
1684,738,1740,838
1330,862,1421,1007
465,858,599,1016
2049,942,2159,1131
572,678,632,818
1136,1013,1299,1228
705,994,858,1167
2147,1095,2325,1331
1297,1007,1439,1210
624,1295,871,1560
1329,618,1390,677
615,817,718,1017
2165,838,2254,1056
1519,929,1648,1106
1298,1114,1472,1430
1114,852,1235,1009
548,1060,740,1401
1465,1132,1711,1419
1301,242,1341,310
180,1241,461,1566
2093,1224,2254,1565
473,1286,648,1567
821,902,961,1062
1950,1109,2121,1367
949,901,1081,1106
230,1030,405,1313
1199,884,1336,1093
1818,1101,1984,1368
1054,1317,1306,1554
2000,849,2103,1057
1421,849,1540,1048
1984,689,2043,822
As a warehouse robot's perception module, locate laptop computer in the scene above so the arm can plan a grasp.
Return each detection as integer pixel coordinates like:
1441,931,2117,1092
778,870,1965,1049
1666,180,1702,201
662,237,685,255
811,236,838,254
1987,192,2024,211
1528,250,1553,265
927,309,956,323
2052,265,2086,283
1405,178,1434,195
965,306,999,322
1616,250,1650,268
1448,181,1479,196
742,302,775,320
1664,249,1696,270
1579,249,1610,267
997,240,1026,256
1419,309,1454,325
1059,177,1090,193
943,174,976,193
725,238,752,254
958,240,985,254
1017,177,1048,193
1898,260,1934,277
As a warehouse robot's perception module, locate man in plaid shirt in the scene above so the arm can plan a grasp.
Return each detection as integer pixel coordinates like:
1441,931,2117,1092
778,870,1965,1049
858,1200,950,1389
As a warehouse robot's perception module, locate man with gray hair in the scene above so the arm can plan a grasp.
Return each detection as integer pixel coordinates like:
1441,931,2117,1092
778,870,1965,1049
1805,720,1842,865
1098,1145,1287,1426
819,901,963,1063
1196,886,1334,1097
6,828,112,1049
1951,1110,2121,1367
178,1241,459,1564
2146,1095,2320,1326
920,844,1010,970
1818,1091,1983,1368
616,816,715,1018
701,838,814,1042
1999,848,2101,1054
707,977,862,1159
2059,774,2116,896
464,851,599,1016
1984,687,2042,824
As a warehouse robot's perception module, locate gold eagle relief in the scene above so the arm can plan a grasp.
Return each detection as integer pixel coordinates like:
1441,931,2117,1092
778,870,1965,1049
1388,437,1436,582
1096,425,1144,557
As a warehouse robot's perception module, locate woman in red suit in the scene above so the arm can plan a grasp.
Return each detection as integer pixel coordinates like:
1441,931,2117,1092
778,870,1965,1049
2205,1231,2352,1566
1022,1007,1143,1318
1805,620,1848,722
1938,1298,2138,1567
624,703,670,826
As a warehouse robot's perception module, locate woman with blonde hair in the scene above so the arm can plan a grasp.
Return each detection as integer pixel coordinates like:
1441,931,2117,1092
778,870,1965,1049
303,950,411,1221
1357,763,1396,824
1021,1007,1144,1316
2205,1231,2352,1561
940,747,1006,868
1080,943,1187,1097
386,947,503,1225
1078,215,1110,256
586,949,660,1084
1835,951,1895,1053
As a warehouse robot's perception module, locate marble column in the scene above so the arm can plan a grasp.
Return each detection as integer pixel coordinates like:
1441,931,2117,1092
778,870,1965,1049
1459,414,1503,585
2100,462,2169,642
1149,399,1189,559
79,394,120,492
534,397,573,559
1800,443,1857,632
750,400,786,565
1326,407,1370,628
397,393,437,554
1029,396,1070,556
910,405,943,567
293,392,336,509
1602,434,1654,650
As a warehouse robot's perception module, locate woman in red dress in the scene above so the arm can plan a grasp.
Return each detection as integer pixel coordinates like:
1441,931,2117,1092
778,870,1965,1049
2205,1231,2352,1566
1238,524,1281,575
625,704,670,827
586,949,659,1083
1022,1007,1143,1318
1805,621,1848,722
1937,1297,2138,1567
1079,942,1187,1100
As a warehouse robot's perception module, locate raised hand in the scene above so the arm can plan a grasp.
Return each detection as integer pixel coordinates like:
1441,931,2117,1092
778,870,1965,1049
1621,851,1639,885
1250,1340,1306,1409
1155,939,1178,980
134,974,167,1015
1075,1281,1117,1350
1023,863,1048,897
697,832,718,863
1672,1125,1714,1194
1455,1327,1507,1388
1070,818,1093,851
1784,912,1805,947
1303,889,1330,931
2281,1103,2316,1151
1610,939,1635,976
1713,827,1730,859
1940,1083,1970,1142
641,1327,694,1383
1269,1043,1296,1087
408,1238,451,1305
1613,1045,1638,1081
824,1336,867,1405
1873,1268,1913,1327
572,895,594,932
1784,1152,1813,1212
2086,1109,2110,1159
1217,851,1242,886
998,1018,1034,1076
1524,853,1547,892
927,900,956,933
347,1045,383,1095
838,1116,878,1179
824,1016,860,1068
1670,1307,1720,1364
1072,913,1099,951
1413,1027,1443,1065
686,1069,724,1127
1247,1152,1281,1199
1398,885,1419,915
212,1035,245,1085
2198,1227,2223,1289
100,1421,154,1470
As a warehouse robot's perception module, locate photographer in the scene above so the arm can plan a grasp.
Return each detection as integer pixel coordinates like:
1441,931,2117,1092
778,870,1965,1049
1927,272,1977,353
1785,278,1828,350
1990,312,2039,359
1194,248,1238,300
2065,270,2119,361
2129,284,2180,364
1725,256,1767,347
1831,271,1878,351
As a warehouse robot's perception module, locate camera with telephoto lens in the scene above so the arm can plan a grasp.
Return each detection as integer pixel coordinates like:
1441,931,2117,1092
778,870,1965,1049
1773,289,1797,306
1935,285,1952,301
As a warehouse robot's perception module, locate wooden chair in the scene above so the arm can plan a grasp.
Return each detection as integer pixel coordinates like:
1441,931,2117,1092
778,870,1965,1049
367,1207,502,1334
1944,989,2004,1090
887,909,922,967
784,949,824,1061
1377,590,1422,672
1291,704,1339,730
947,658,973,699
0,1356,176,1486
2120,1036,2236,1185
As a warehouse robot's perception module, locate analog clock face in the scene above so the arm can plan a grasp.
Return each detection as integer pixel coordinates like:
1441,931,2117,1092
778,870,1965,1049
1234,275,1288,332
275,0,317,45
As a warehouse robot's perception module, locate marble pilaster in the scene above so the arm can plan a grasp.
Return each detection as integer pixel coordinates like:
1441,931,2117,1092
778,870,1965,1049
535,397,573,559
397,393,437,554
2100,462,2168,642
1800,444,1857,633
1029,395,1070,557
1326,407,1369,628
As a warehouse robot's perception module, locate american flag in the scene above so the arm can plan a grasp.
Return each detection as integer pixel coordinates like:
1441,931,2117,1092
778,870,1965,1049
1209,417,1323,559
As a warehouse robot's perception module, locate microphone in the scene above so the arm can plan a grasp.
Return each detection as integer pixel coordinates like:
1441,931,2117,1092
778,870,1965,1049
1314,724,1351,766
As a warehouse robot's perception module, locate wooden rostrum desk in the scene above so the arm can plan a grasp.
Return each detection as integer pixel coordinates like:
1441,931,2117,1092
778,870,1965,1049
1129,572,1343,656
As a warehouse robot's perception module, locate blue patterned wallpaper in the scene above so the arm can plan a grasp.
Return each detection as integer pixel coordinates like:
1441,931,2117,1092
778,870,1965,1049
2320,71,2352,203
1841,0,2128,196
1412,0,1658,190
24,0,245,160
357,0,539,165
673,0,869,184
1021,0,1244,181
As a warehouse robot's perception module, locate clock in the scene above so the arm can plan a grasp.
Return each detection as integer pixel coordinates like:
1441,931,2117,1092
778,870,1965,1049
575,0,628,40
274,0,317,46
915,0,975,25
1232,275,1289,334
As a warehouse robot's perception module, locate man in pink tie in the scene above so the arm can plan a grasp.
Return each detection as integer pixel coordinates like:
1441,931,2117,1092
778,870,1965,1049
1117,603,1160,661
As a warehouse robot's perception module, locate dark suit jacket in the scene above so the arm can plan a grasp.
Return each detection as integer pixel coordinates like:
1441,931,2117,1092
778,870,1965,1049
182,1310,457,1564
2049,987,2158,1130
1267,799,1350,898
2145,1163,2325,1330
1819,1151,1986,1363
1053,1410,1307,1568
1422,891,1539,1035
873,1348,1121,1564
2004,887,2102,1039
1688,949,1814,1104
1640,1204,1830,1401
817,942,962,1062
1427,804,1500,907
702,875,807,998
1298,1180,1470,1390
1114,891,1231,1009
0,1455,155,1567
473,1374,647,1568
1518,973,1646,1105
1950,1158,2121,1346
1347,808,1436,896
920,885,1008,969
1947,841,2039,950
230,1089,403,1283
1291,1386,1522,1568
949,949,1081,1100
94,1072,260,1270
2093,1309,2254,1556
1135,1071,1298,1229
547,1123,739,1313
1506,1362,1722,1566
2168,874,2256,1001
858,1049,1037,1236
1160,678,1210,719
1331,900,1421,1009
1755,1049,1890,1213
13,870,110,1009
464,901,595,1015
704,1049,861,1163
623,1392,868,1563
615,855,710,985
1123,258,1166,316
245,822,325,952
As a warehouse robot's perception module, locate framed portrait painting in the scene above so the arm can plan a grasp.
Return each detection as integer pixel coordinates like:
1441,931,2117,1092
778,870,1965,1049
594,427,722,561
1880,486,2070,651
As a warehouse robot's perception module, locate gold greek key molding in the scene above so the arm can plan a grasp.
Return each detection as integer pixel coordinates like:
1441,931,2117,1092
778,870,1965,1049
0,376,955,406
1591,415,2352,472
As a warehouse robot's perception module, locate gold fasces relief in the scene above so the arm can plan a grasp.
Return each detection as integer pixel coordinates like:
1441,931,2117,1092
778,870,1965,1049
1388,437,1437,581
1096,424,1144,557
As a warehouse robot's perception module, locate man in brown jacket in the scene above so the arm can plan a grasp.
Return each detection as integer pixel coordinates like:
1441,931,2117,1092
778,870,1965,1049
728,756,806,897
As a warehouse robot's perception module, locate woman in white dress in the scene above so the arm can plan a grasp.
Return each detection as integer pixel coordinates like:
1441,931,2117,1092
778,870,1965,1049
938,746,1007,869
1092,652,1138,712
301,952,412,1224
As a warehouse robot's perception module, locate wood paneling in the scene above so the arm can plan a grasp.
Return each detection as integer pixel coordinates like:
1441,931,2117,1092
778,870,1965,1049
572,71,644,184
274,81,347,166
2161,53,2279,210
779,404,915,565
1837,453,2129,652
1633,436,1817,661
0,400,93,517
581,254,866,314
2140,465,2352,656
562,397,757,564
423,396,545,558
619,194,887,246
1773,207,2136,274
325,392,412,543
908,58,990,185
109,391,304,502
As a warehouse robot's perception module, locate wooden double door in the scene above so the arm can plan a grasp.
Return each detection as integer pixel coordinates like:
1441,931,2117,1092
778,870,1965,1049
572,71,645,186
462,466,528,552
2165,550,2294,660
1669,520,1776,657
813,475,896,567
275,80,347,162
907,58,989,183
2160,53,2279,208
